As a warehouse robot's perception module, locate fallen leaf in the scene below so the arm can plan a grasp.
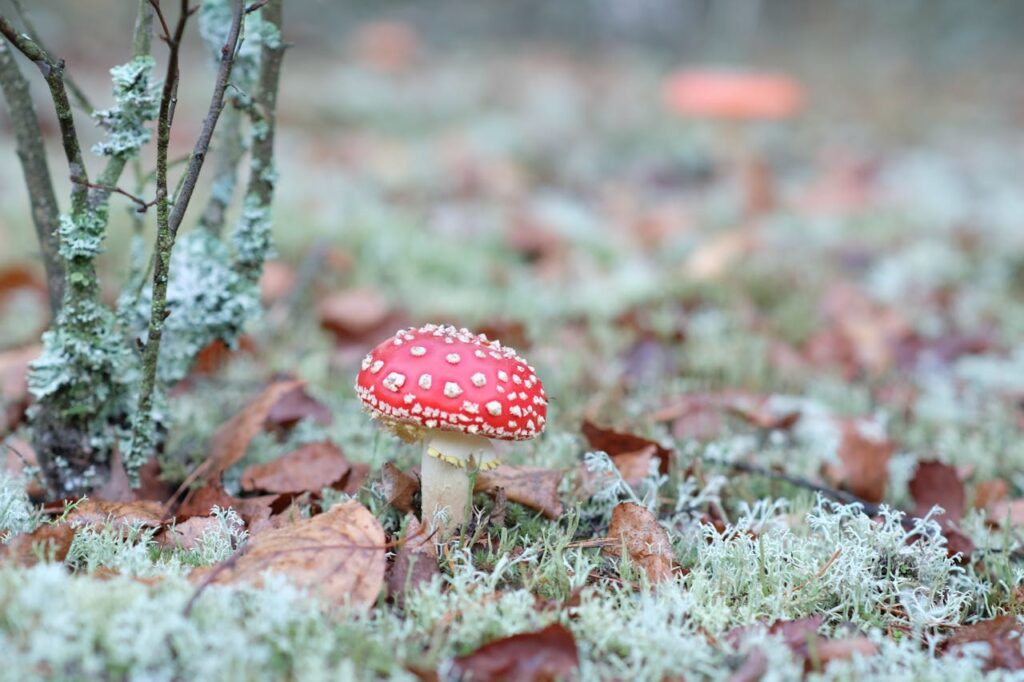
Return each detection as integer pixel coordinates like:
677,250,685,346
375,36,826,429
974,480,1008,510
199,379,303,484
451,623,579,682
822,419,893,504
156,516,221,550
67,499,165,530
728,649,768,682
475,319,530,351
265,385,333,432
190,336,257,376
724,399,801,431
192,500,386,608
318,288,397,343
241,441,351,494
2,523,75,566
908,460,965,522
812,283,910,376
603,502,674,584
944,615,1024,671
987,499,1024,527
386,515,438,603
812,637,879,668
176,481,277,527
476,466,564,519
382,463,418,514
582,420,672,474
609,445,658,488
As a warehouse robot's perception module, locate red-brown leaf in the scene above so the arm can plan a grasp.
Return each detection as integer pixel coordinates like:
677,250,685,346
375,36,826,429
476,466,564,519
67,499,166,530
264,385,333,431
944,616,1024,671
386,515,438,603
582,420,672,474
241,441,351,494
908,460,965,522
603,502,674,584
382,463,418,514
823,419,893,504
451,623,579,682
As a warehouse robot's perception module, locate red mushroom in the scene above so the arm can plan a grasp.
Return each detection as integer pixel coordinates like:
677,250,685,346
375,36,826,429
356,324,547,531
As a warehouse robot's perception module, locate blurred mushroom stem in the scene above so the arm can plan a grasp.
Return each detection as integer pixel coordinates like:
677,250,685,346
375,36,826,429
421,430,497,533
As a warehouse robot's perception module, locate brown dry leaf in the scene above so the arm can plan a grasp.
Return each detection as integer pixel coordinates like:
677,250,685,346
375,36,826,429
974,480,1008,510
192,500,386,608
610,445,658,488
476,466,564,519
822,419,893,504
944,615,1024,671
908,460,965,522
201,379,303,483
241,441,351,494
724,399,801,431
2,523,76,566
318,288,397,343
265,385,333,432
190,336,257,376
177,482,277,527
156,516,220,550
813,638,879,668
451,623,579,682
817,282,910,376
382,463,418,514
582,420,672,474
603,502,673,584
386,515,438,603
67,499,165,530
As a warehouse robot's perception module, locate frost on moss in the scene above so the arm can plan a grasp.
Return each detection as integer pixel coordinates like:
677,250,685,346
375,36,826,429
0,471,40,541
91,56,159,159
130,229,259,389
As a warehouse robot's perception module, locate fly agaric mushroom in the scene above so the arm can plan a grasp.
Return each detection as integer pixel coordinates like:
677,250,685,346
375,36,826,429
662,68,805,220
356,324,547,531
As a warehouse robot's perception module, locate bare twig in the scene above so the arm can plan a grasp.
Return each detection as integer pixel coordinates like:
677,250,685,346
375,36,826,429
72,175,155,212
0,36,64,315
9,0,95,114
245,0,271,15
725,460,883,516
182,541,249,617
130,0,246,464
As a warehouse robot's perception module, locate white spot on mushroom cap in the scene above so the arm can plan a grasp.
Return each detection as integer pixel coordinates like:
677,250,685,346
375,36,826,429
471,372,486,387
444,381,463,398
446,353,461,364
361,355,373,370
509,405,523,417
382,372,406,391
370,360,384,374
497,370,509,382
486,401,502,416
410,346,426,356
418,374,432,390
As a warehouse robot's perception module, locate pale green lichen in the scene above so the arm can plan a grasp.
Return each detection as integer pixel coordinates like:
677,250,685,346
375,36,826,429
91,56,159,159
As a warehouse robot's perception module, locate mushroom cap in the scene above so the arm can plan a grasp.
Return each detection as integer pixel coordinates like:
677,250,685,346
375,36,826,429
662,69,804,121
355,324,547,442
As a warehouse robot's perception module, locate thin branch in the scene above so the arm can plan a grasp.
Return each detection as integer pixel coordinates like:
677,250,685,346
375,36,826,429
72,175,155,212
0,36,64,315
129,0,245,468
245,0,270,14
167,0,245,235
0,14,89,219
9,0,94,114
725,460,883,516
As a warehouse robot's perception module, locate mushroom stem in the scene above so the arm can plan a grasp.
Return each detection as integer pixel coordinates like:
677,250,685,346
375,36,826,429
420,430,497,533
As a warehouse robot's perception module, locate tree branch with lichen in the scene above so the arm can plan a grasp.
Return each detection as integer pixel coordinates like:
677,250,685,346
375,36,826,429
128,0,246,469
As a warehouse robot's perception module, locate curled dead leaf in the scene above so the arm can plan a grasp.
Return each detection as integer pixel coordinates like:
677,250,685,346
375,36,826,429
318,288,398,344
908,460,965,522
191,500,386,608
382,463,418,514
386,515,438,603
67,499,165,530
581,420,672,474
475,465,564,519
241,441,351,494
822,419,893,504
1,523,75,566
264,385,333,432
451,623,579,682
604,502,674,584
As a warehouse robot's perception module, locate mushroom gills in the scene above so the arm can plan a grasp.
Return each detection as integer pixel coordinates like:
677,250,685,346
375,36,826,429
420,430,498,530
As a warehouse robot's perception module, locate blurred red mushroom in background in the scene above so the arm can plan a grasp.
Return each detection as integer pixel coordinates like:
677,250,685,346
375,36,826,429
663,68,806,220
352,21,421,73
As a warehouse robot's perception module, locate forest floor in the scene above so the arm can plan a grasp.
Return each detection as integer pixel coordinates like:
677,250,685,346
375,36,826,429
2,33,1024,681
